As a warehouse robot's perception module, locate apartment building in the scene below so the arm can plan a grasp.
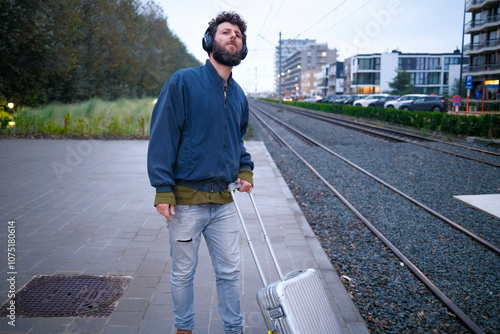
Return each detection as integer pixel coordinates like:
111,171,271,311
344,50,465,96
280,44,337,98
301,69,323,96
318,62,344,97
275,39,319,96
463,0,500,100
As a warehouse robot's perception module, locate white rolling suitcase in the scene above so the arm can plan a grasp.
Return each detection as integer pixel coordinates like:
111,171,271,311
229,183,342,334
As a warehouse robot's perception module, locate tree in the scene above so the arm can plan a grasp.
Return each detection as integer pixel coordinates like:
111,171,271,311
0,0,82,106
388,70,414,96
0,0,202,106
0,0,52,106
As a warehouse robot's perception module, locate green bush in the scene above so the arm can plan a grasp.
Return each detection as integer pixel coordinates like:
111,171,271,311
468,101,500,112
0,111,14,130
8,98,154,137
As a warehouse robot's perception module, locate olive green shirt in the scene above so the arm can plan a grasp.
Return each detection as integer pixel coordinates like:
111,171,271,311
154,169,253,206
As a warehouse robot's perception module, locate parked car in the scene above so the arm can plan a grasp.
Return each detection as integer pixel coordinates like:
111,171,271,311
330,95,349,104
317,95,336,103
353,94,390,107
342,95,364,105
303,96,323,103
369,95,400,108
401,96,449,112
384,94,427,109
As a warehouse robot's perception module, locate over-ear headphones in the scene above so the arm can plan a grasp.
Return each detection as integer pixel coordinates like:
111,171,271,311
202,28,248,60
202,28,214,53
241,44,248,60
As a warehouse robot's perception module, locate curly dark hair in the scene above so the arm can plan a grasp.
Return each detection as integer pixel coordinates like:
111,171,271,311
207,11,247,46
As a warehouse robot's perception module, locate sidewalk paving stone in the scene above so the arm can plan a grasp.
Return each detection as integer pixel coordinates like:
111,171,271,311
0,139,368,334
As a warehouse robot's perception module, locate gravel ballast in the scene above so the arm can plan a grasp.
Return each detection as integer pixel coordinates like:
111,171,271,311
249,101,500,334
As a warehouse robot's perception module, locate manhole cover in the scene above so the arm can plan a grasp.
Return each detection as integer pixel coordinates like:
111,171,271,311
1,275,131,318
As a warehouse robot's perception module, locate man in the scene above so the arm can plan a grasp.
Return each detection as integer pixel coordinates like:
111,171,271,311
147,11,253,334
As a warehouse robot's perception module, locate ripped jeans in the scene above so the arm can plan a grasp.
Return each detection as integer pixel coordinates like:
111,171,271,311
167,203,243,334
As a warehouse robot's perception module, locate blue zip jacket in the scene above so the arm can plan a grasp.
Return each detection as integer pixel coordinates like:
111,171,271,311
147,60,254,195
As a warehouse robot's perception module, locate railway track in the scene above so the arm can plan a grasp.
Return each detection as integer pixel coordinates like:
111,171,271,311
249,102,499,334
251,104,499,255
262,101,500,168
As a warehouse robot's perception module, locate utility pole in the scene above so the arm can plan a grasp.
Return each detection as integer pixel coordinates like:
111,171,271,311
279,31,282,109
354,38,359,95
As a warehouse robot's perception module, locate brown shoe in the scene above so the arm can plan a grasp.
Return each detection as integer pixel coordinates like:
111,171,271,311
176,330,192,334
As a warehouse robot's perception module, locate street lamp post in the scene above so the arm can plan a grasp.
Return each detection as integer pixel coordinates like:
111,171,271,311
354,38,359,94
459,0,466,97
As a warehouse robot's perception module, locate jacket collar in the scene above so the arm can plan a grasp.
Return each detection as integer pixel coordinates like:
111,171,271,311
205,59,233,87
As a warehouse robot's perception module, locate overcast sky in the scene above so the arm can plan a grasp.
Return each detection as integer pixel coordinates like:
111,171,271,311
156,0,469,93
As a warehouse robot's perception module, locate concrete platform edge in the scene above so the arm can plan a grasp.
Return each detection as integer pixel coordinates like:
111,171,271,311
260,143,369,333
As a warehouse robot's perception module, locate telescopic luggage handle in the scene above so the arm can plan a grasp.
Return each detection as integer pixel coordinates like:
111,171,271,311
229,182,284,287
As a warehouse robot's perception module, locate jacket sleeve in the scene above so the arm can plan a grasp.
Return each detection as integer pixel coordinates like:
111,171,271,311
238,97,254,173
147,75,185,202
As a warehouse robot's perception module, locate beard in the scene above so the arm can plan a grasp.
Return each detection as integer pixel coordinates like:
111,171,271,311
212,40,243,67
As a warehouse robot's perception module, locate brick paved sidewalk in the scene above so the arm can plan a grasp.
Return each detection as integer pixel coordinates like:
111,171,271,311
0,139,368,334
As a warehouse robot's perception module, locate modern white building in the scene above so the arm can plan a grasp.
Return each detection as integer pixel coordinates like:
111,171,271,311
463,0,500,100
344,50,466,96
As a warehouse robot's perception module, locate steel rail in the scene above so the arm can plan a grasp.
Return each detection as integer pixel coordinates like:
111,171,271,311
251,104,500,255
273,101,500,157
430,137,500,157
278,102,500,156
249,106,486,334
252,104,499,254
266,102,500,168
251,108,286,146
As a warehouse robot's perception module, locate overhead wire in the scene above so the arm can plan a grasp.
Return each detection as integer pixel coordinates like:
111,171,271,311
245,0,286,92
315,0,377,39
249,0,286,56
251,0,379,91
250,0,278,57
264,0,286,35
245,0,278,73
294,0,351,38
257,0,277,37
